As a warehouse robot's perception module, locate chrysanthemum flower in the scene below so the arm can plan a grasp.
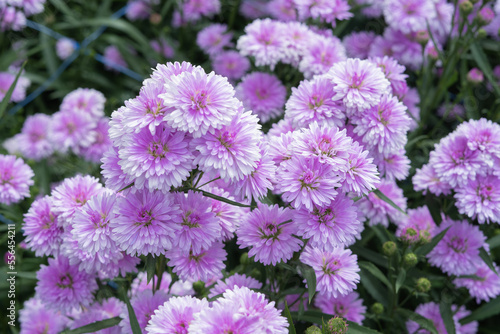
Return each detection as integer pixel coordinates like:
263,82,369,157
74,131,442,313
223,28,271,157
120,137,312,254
190,109,262,182
0,154,34,205
237,204,302,265
173,190,221,253
203,186,244,240
55,38,76,61
237,19,288,70
60,88,106,119
315,291,366,325
373,149,410,181
326,58,390,111
277,156,341,210
101,147,133,193
298,35,347,79
70,307,121,334
341,141,380,196
300,245,360,298
19,297,68,334
126,0,151,20
267,131,296,165
197,24,233,56
118,125,194,192
23,196,64,257
150,38,175,59
236,72,286,123
160,67,240,137
211,51,250,82
120,290,169,334
110,190,181,256
454,263,500,303
412,163,451,196
17,113,53,161
103,45,128,71
285,76,345,128
455,118,500,158
209,273,263,298
35,256,97,312
50,110,96,153
146,296,209,334
396,206,436,240
356,179,406,227
343,31,377,59
181,0,221,22
294,0,352,26
267,0,297,21
267,117,297,137
295,194,362,251
455,174,500,224
149,61,195,85
51,175,103,226
166,242,227,282
427,218,487,276
383,0,436,34
0,71,30,102
280,21,314,66
368,56,408,99
80,117,112,163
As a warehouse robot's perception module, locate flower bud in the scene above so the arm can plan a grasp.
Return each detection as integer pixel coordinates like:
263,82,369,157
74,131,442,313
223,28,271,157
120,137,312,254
193,281,205,295
371,302,384,315
401,227,419,244
382,241,397,256
419,230,432,244
477,7,494,26
416,30,429,45
150,13,162,25
467,68,484,85
416,277,432,292
305,325,322,334
326,317,348,334
403,253,418,267
477,28,487,39
240,252,249,265
459,1,473,16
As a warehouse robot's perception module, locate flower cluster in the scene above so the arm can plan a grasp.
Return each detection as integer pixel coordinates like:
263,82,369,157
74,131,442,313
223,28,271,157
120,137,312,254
0,154,34,205
0,70,31,103
0,0,45,31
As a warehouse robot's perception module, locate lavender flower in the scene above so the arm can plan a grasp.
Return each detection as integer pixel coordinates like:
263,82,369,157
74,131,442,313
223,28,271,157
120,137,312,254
120,290,169,334
209,273,263,298
60,88,106,118
211,51,250,82
315,291,366,325
196,24,233,56
454,263,500,303
0,154,34,205
0,71,31,102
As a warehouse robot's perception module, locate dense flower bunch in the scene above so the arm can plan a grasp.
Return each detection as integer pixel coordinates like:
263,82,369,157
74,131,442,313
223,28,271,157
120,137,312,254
0,154,34,205
0,0,46,31
0,70,31,103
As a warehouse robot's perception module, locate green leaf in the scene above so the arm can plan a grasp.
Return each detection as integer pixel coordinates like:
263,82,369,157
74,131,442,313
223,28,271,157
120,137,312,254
395,268,406,293
359,262,392,290
145,254,156,285
479,247,497,274
290,311,381,333
284,301,297,334
470,43,500,98
359,268,389,307
398,309,438,334
198,189,253,208
460,296,500,324
346,321,383,334
0,61,26,119
351,245,388,269
487,234,500,250
301,266,317,304
119,286,141,334
439,300,456,334
372,189,406,215
416,227,450,256
61,317,121,334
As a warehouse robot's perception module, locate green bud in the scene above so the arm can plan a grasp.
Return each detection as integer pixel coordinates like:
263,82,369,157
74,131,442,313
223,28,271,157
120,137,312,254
305,325,322,334
401,228,419,244
240,252,249,265
192,281,205,294
371,302,384,315
416,30,429,45
494,229,500,236
416,277,432,293
249,268,261,280
459,1,473,16
419,230,432,244
382,241,397,256
403,253,418,268
326,317,348,334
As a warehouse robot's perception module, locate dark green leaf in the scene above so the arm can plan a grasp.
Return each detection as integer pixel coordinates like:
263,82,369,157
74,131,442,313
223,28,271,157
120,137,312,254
373,189,406,215
395,268,406,293
119,286,141,334
346,321,383,334
460,296,500,324
487,234,500,250
277,262,297,273
359,268,389,307
61,317,121,334
470,43,500,97
479,247,497,274
302,266,317,304
351,245,388,268
145,254,156,285
199,189,253,208
416,227,450,256
398,309,438,334
284,301,297,334
0,62,26,119
439,300,456,334
359,262,392,290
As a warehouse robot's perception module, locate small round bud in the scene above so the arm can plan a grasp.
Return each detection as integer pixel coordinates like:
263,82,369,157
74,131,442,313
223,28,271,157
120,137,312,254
416,277,432,293
494,229,500,236
305,325,322,334
401,227,419,244
240,252,249,265
459,1,473,16
477,7,495,26
419,230,432,244
467,68,484,85
403,253,418,267
477,28,487,39
416,30,429,45
149,13,162,25
382,241,397,256
326,317,348,334
371,302,384,315
192,281,205,294
425,44,439,61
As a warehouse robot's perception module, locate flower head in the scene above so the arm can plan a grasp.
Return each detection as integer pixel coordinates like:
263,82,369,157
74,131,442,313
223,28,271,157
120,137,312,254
120,290,169,334
0,154,34,205
315,291,366,325
299,35,347,79
455,174,500,224
60,88,106,118
17,113,54,160
453,263,500,303
209,273,263,298
197,24,233,56
211,51,250,82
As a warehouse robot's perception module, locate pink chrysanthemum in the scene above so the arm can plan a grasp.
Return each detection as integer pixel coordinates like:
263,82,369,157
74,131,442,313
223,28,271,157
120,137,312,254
285,75,346,128
412,163,451,196
267,117,297,137
203,186,244,240
120,290,169,334
103,45,128,71
56,38,76,60
267,131,296,165
110,190,181,256
118,125,194,192
130,272,172,297
315,291,366,325
237,204,302,265
196,24,233,56
341,141,380,196
150,38,175,59
181,0,221,22
23,196,64,257
295,194,362,251
236,72,286,123
60,88,106,118
356,179,406,227
294,0,353,26
211,51,250,82
0,71,30,102
237,18,288,70
17,113,53,160
383,0,436,34
35,256,97,312
396,206,436,240
166,241,227,282
50,110,96,153
454,263,500,303
146,296,209,334
126,0,151,20
173,190,221,253
427,218,487,276
343,31,377,59
51,175,103,226
280,21,314,66
298,35,347,79
190,109,262,182
455,174,500,224
80,117,112,163
160,66,240,137
373,149,410,181
267,0,297,21
189,298,251,333
0,154,34,205
277,155,341,210
209,273,263,298
101,147,133,193
149,61,195,85
456,118,500,158
368,56,408,99
326,58,391,110
300,245,360,298
19,297,68,334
